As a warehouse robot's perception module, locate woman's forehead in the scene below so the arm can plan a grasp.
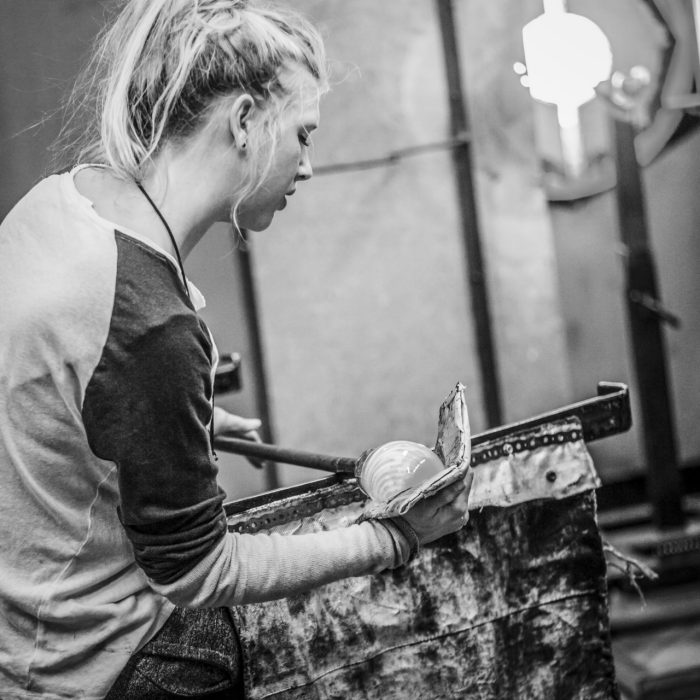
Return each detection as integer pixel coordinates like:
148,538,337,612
297,96,320,128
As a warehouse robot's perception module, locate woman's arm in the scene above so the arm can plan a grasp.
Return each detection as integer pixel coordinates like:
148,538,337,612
149,519,411,608
149,480,467,608
80,246,414,604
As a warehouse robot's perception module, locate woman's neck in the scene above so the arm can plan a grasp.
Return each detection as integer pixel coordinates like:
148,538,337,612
140,142,228,258
74,135,235,260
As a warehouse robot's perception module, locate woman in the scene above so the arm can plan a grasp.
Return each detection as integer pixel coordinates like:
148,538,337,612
0,1,470,697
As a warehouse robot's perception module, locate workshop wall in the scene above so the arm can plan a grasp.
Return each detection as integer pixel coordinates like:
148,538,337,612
252,0,573,487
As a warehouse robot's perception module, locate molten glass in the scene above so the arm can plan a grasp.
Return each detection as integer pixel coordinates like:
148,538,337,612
359,440,446,503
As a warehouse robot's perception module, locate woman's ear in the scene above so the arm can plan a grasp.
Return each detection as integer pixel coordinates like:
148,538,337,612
229,94,255,152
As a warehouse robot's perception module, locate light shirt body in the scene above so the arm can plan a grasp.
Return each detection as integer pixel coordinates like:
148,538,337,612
0,169,408,699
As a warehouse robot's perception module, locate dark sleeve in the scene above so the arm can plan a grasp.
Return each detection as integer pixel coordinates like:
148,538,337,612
82,233,227,585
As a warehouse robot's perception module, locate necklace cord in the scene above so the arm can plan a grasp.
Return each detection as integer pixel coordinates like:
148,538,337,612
136,183,219,458
136,183,190,300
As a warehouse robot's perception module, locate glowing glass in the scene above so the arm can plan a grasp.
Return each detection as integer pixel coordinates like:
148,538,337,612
359,440,446,503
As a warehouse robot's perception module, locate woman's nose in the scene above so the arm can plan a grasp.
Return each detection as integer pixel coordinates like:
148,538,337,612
297,149,313,181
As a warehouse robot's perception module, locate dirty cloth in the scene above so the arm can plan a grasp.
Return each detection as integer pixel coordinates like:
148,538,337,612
227,419,619,699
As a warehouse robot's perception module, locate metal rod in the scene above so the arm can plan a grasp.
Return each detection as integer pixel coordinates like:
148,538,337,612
313,135,470,176
434,0,503,427
235,236,280,491
612,119,685,529
215,437,357,474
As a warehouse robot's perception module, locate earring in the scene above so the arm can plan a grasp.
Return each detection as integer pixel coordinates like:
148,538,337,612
240,140,247,150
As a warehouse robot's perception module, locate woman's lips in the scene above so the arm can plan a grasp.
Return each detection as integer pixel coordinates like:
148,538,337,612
279,190,295,210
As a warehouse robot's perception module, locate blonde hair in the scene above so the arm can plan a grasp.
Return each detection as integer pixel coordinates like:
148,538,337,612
55,0,327,226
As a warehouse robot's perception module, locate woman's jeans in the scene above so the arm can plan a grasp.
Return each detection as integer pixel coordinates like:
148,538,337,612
105,607,244,699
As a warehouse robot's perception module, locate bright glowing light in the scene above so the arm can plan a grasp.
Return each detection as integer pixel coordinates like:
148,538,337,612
543,0,567,13
522,11,612,109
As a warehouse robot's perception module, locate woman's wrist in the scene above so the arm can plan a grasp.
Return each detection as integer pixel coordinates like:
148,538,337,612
385,515,421,561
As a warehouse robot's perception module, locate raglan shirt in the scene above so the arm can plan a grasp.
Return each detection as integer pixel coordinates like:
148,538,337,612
0,168,411,699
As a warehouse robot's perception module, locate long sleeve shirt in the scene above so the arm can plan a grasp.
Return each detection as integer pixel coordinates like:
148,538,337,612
0,167,410,699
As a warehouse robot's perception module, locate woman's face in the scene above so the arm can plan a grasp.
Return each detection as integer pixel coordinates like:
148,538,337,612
236,68,320,231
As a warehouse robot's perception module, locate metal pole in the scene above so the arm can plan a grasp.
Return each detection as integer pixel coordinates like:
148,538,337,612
612,118,685,529
435,0,503,427
235,236,280,491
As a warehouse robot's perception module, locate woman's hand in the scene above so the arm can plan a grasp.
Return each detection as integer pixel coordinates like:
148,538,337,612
212,407,266,469
401,471,473,546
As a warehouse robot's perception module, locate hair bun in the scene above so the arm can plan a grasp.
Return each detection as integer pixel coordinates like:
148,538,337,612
193,0,248,14
193,0,246,36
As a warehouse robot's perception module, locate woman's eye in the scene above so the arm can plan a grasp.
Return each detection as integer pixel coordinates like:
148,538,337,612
299,132,311,147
